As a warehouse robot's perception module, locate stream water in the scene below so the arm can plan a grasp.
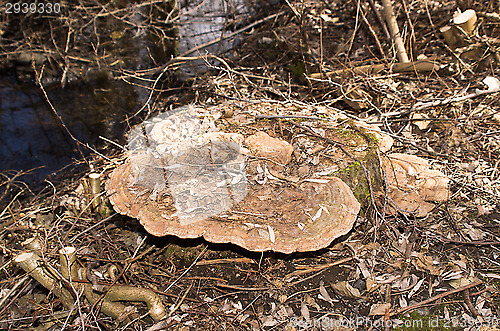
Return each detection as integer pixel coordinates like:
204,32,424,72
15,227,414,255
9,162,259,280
0,0,249,184
0,75,139,183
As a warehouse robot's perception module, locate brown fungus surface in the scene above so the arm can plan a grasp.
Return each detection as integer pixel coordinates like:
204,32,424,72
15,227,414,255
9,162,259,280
382,153,450,217
105,102,450,252
105,102,375,253
107,161,360,253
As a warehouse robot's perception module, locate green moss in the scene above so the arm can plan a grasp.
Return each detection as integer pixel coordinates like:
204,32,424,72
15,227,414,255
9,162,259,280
346,119,380,148
290,60,306,82
329,121,382,208
334,149,380,210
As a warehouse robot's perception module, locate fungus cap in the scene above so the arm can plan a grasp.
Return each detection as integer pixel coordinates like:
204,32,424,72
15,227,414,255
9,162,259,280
106,162,360,253
105,105,361,253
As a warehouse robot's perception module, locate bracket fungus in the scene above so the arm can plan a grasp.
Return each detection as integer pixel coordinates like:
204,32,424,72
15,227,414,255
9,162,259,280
244,131,294,166
382,153,450,217
106,104,365,253
106,102,450,253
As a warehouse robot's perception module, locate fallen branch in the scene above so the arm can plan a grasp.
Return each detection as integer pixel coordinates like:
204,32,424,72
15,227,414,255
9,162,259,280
195,257,256,266
463,288,479,319
285,257,354,281
68,245,167,322
216,283,269,291
100,284,167,322
393,280,483,316
14,252,75,310
308,60,439,79
424,229,500,246
413,87,500,112
14,247,168,323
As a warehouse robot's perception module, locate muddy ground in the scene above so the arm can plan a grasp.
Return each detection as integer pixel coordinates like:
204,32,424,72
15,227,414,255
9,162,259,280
0,0,500,330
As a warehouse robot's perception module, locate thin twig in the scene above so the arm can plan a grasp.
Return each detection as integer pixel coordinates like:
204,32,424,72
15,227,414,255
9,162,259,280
412,87,500,112
164,246,207,293
368,280,483,330
360,5,386,58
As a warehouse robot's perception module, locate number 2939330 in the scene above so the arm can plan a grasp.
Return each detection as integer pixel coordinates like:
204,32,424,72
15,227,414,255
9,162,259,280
5,2,61,14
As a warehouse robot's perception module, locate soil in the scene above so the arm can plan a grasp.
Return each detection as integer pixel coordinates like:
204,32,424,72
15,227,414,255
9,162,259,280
0,0,499,330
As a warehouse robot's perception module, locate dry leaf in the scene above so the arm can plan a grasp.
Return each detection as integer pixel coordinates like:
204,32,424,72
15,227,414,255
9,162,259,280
399,296,407,309
462,223,486,240
331,281,361,298
477,205,487,216
444,306,450,320
412,113,431,131
483,76,500,91
449,276,477,289
493,112,500,124
412,253,443,276
476,296,492,318
343,87,373,110
304,293,320,310
369,303,391,316
408,278,425,298
393,274,418,292
365,277,377,292
357,260,371,279
320,11,339,23
300,302,310,321
319,281,333,304
261,315,278,327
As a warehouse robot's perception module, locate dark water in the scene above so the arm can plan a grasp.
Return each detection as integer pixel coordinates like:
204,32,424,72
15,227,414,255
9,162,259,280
0,1,167,184
0,0,250,184
0,75,138,183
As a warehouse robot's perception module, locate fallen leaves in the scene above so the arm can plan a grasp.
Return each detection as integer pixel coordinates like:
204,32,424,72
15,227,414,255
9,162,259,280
369,303,391,316
412,252,444,276
331,281,362,299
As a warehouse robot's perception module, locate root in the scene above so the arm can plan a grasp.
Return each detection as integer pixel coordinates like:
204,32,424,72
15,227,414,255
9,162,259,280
14,246,167,323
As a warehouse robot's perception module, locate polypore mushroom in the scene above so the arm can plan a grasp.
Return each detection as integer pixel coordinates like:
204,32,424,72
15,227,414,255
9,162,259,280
107,160,360,253
382,153,450,217
106,105,362,253
244,131,294,165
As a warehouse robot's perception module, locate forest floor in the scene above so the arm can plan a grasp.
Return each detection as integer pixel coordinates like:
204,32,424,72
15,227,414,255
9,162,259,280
0,0,500,330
